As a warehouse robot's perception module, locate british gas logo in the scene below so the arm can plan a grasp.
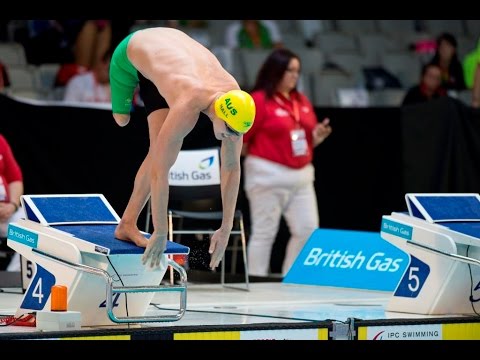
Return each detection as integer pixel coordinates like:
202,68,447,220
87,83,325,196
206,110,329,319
198,156,214,170
8,224,38,248
169,156,215,183
303,248,403,273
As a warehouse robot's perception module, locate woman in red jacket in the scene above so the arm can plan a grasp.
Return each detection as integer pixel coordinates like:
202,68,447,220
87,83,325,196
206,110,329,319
0,134,23,271
243,48,332,277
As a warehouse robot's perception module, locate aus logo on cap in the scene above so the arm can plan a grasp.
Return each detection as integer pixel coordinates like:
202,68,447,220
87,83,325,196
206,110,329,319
224,98,238,116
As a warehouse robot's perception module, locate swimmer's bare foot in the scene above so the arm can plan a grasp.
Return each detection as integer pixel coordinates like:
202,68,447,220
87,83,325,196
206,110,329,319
114,221,149,247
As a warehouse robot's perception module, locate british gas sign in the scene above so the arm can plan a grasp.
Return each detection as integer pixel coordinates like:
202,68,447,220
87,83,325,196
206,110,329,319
283,228,409,291
168,149,220,186
303,248,403,272
8,224,38,248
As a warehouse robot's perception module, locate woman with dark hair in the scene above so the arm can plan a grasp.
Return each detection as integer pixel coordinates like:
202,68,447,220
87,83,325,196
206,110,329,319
428,32,466,91
242,48,332,277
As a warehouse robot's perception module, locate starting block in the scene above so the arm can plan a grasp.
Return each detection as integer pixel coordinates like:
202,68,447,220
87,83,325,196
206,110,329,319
380,193,480,315
7,194,190,326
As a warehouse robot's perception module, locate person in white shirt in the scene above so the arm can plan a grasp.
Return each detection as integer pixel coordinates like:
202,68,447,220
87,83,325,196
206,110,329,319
64,50,111,104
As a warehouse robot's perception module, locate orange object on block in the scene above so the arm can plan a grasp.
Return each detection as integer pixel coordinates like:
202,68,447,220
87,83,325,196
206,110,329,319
51,285,68,312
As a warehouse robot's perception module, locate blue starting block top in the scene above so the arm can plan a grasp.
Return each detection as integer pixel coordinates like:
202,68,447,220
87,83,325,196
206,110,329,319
20,194,189,255
406,193,480,223
440,222,480,239
52,224,188,255
22,194,121,225
405,193,480,239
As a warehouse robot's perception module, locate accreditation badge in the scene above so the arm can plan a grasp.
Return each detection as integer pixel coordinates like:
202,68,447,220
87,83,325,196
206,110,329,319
290,128,308,157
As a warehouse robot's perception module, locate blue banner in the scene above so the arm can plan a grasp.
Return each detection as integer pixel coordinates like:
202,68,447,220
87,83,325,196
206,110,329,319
283,228,409,291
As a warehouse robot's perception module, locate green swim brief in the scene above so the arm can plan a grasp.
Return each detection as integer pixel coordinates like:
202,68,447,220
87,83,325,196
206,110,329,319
109,32,139,114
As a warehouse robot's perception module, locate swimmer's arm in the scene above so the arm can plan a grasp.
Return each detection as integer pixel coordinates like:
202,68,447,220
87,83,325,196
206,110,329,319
142,105,198,267
149,105,198,238
219,138,242,232
208,138,242,269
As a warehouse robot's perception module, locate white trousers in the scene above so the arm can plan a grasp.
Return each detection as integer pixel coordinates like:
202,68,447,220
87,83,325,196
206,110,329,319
244,156,319,276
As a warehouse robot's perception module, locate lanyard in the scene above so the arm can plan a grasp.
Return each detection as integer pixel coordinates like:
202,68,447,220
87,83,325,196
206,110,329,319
273,94,300,125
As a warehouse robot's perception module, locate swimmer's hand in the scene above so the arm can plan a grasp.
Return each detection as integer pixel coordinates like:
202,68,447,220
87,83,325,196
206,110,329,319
209,228,230,270
142,233,167,269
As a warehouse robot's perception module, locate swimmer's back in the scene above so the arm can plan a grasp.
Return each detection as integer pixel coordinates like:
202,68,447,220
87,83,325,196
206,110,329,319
128,27,233,83
127,27,238,106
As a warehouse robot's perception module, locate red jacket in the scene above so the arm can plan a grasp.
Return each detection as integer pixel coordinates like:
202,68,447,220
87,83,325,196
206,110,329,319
243,90,319,169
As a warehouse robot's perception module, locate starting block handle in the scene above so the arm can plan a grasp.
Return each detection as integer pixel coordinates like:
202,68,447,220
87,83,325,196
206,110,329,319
107,260,187,323
407,240,480,267
32,249,187,323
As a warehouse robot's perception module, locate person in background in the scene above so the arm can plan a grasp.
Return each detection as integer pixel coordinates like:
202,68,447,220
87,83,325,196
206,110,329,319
24,20,112,88
25,20,111,69
64,49,112,104
242,48,332,277
463,37,480,102
428,32,465,92
0,134,24,271
402,63,447,106
472,64,480,108
225,20,283,49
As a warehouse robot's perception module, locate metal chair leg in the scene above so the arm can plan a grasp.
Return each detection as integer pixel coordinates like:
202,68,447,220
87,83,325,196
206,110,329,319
230,235,239,274
221,214,249,291
239,215,250,290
